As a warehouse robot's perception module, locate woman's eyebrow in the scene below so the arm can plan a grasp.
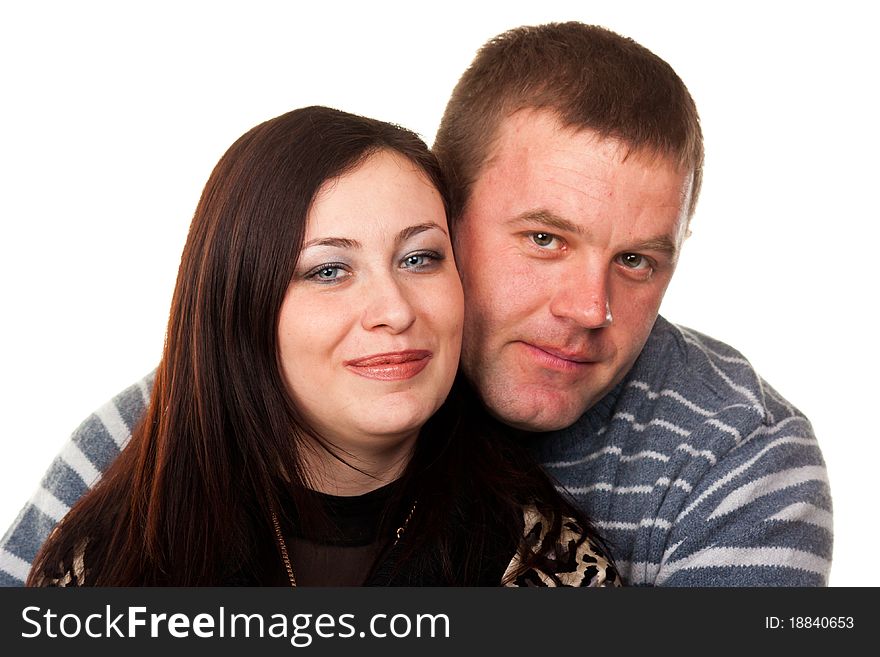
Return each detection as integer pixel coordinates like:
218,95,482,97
302,237,361,250
302,222,446,250
396,222,447,244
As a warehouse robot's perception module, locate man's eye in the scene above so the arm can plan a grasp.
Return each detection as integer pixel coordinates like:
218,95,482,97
531,232,559,248
619,253,649,269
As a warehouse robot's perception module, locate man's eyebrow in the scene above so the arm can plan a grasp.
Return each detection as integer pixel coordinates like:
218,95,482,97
302,237,361,249
505,210,584,235
629,236,679,257
396,222,448,244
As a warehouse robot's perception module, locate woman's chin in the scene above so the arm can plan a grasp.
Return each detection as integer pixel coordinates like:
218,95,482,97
347,395,442,445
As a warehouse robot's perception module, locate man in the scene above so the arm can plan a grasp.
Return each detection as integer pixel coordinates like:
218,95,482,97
0,22,831,586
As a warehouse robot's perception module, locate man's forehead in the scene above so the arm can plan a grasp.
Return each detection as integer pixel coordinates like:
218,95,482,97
487,109,685,180
479,112,689,201
463,109,694,253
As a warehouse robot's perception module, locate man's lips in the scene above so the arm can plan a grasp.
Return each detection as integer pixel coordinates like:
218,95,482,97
344,350,433,381
519,342,597,371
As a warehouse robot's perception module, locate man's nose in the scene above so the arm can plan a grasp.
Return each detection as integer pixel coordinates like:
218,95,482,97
360,276,417,334
548,267,613,329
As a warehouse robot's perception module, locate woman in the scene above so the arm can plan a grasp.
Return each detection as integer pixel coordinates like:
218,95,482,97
27,106,618,587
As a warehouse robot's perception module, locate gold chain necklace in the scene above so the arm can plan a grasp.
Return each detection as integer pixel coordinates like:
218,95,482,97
270,500,417,587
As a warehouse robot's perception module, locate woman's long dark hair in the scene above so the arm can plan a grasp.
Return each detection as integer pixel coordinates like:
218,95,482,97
28,106,598,586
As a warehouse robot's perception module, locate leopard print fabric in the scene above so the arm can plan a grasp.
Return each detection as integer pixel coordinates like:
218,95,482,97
502,505,620,587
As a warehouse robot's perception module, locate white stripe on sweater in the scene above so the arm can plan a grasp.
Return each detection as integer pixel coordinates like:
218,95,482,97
656,546,830,584
661,539,687,564
617,560,663,585
541,445,622,469
735,415,807,451
596,517,673,531
627,380,714,417
59,442,102,488
543,445,669,471
656,477,693,493
768,502,833,532
679,332,763,410
0,548,30,582
675,443,717,465
620,450,670,463
677,435,817,521
95,403,131,449
561,483,613,494
705,418,743,446
136,377,152,405
629,379,767,422
709,466,829,520
612,412,692,437
565,476,693,497
566,483,654,495
32,487,70,523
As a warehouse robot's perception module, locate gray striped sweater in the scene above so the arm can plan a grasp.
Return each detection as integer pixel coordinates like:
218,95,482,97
0,317,831,586
528,317,831,585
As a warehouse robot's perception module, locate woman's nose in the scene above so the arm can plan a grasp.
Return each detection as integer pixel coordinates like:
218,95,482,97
360,277,418,334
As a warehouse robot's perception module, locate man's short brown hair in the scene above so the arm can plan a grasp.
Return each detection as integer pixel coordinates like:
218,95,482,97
433,22,704,222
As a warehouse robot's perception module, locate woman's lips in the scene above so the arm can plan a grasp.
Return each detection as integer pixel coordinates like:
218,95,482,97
344,350,433,381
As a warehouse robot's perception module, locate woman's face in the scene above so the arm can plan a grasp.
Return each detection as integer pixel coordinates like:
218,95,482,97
278,150,464,464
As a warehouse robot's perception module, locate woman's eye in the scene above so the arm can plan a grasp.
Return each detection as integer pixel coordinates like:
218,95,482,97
531,232,558,248
400,251,443,270
306,264,350,283
403,254,426,268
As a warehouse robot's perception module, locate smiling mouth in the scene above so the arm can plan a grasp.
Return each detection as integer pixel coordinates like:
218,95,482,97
344,350,433,381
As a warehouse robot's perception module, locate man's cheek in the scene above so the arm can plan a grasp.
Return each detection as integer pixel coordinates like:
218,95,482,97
488,260,546,312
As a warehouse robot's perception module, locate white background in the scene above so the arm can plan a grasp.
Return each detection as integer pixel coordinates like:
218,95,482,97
1,1,876,586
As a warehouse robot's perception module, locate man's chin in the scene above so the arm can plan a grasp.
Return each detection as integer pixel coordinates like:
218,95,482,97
483,391,592,433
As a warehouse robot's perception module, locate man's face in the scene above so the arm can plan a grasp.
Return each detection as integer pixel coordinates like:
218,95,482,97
454,109,692,431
